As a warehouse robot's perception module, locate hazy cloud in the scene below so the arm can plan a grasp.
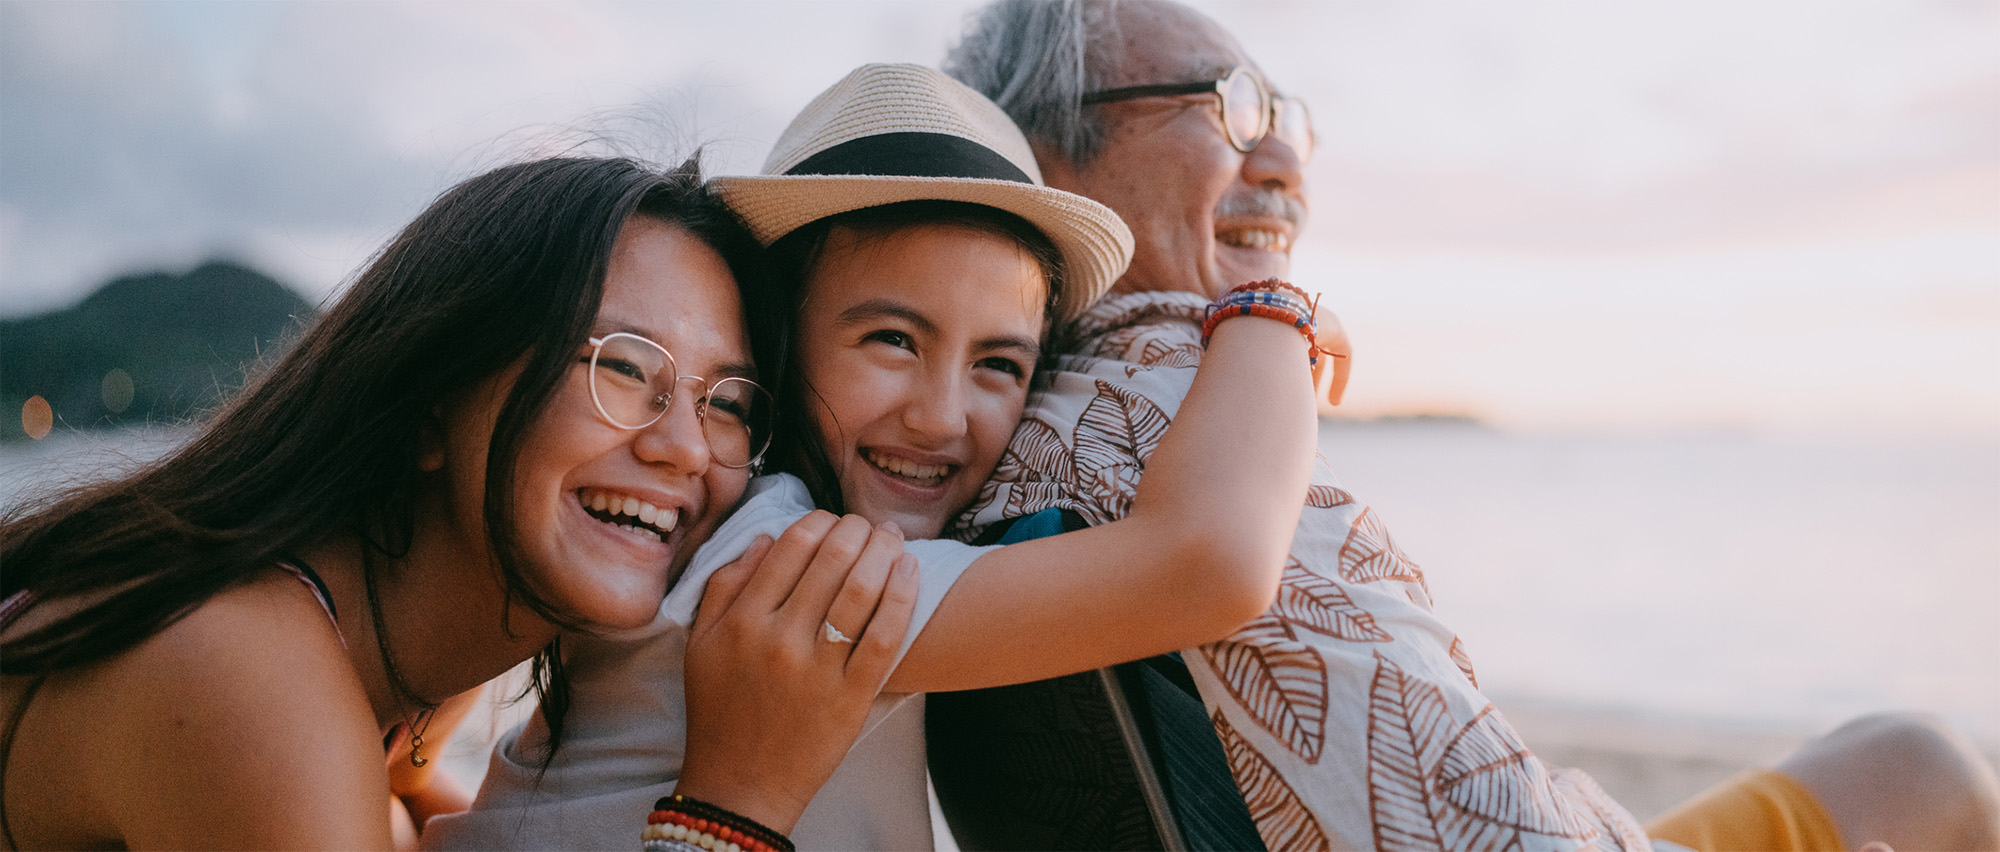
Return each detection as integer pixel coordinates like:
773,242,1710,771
3,0,1994,435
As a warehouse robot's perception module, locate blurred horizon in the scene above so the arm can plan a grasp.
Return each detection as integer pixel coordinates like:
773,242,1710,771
3,0,1996,440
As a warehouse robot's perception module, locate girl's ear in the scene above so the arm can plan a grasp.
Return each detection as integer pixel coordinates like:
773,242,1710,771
417,410,447,472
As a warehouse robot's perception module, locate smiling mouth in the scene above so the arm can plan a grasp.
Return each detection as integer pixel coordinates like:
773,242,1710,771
861,448,955,488
1217,226,1291,253
577,487,679,542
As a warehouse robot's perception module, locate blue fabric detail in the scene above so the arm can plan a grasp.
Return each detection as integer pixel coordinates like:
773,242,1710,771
996,507,1068,545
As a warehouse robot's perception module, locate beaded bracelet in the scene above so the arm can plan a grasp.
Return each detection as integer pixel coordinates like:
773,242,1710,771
643,795,795,852
1201,279,1321,366
1224,278,1315,305
1215,288,1311,315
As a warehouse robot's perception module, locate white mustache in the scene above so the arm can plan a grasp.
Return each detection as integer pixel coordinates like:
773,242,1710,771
1215,189,1306,229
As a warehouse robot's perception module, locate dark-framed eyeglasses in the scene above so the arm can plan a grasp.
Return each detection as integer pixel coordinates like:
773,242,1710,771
583,332,774,470
1082,66,1313,160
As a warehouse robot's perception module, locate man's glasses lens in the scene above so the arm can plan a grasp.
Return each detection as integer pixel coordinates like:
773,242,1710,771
1222,69,1269,152
1273,97,1312,159
587,333,773,469
1084,66,1314,161
1222,67,1313,160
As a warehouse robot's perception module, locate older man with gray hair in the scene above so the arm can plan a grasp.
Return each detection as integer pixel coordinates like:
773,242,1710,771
927,2,2000,851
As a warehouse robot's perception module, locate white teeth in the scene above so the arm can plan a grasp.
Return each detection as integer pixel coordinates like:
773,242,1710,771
1219,228,1289,253
862,449,950,482
578,488,677,538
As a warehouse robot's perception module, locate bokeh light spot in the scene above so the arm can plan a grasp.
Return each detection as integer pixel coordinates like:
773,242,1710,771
22,395,54,440
102,368,136,415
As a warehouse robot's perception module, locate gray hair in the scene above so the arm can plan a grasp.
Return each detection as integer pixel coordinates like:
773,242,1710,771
943,0,1121,167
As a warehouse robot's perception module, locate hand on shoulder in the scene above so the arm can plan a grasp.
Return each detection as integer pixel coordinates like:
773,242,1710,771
678,513,920,834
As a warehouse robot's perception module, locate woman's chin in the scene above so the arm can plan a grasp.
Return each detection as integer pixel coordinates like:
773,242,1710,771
591,597,667,632
549,562,671,631
539,500,681,627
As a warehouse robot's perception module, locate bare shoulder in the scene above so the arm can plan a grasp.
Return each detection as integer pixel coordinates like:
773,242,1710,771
7,570,392,849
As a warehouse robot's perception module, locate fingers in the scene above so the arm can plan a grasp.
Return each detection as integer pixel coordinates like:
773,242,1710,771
693,534,771,631
844,553,920,683
1311,307,1351,406
732,511,838,612
706,512,908,673
777,514,892,632
676,545,923,839
812,521,905,642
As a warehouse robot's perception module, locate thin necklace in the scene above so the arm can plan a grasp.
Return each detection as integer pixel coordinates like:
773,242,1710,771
407,707,435,768
361,546,437,768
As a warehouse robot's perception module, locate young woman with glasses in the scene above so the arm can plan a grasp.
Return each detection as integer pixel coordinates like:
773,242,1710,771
0,156,917,850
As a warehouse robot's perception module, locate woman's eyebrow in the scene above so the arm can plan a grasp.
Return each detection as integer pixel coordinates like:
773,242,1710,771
595,320,664,341
593,321,757,380
709,361,759,381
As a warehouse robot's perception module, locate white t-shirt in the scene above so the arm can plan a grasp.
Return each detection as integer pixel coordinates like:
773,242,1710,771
423,474,993,851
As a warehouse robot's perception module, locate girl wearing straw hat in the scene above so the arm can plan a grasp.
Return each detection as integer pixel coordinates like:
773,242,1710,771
429,63,1322,851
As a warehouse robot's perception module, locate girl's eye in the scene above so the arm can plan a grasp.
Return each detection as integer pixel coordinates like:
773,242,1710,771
863,330,915,351
979,357,1028,379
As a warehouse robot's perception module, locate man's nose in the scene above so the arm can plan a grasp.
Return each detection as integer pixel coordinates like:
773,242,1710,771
1243,131,1308,197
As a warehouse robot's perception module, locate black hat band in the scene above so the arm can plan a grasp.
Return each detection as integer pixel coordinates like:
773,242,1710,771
785,132,1033,184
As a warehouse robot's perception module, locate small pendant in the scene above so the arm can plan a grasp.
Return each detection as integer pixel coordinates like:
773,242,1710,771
409,733,429,768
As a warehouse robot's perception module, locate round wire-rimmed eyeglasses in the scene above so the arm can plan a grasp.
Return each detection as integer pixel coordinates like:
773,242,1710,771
1082,65,1314,160
583,332,774,470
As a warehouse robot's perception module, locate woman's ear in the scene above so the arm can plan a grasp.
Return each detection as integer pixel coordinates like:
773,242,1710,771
417,410,447,472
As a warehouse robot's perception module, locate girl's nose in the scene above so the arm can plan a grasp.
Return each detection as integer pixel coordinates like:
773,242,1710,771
901,370,969,441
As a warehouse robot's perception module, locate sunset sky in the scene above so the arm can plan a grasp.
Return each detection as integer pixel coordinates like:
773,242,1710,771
3,0,1994,438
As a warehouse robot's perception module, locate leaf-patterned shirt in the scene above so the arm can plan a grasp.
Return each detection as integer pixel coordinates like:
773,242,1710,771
952,291,1652,852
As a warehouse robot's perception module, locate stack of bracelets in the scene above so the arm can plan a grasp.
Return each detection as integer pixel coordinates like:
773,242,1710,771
1199,278,1324,365
642,795,796,852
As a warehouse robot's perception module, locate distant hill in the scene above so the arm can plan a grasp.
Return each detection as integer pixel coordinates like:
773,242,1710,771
2,260,319,440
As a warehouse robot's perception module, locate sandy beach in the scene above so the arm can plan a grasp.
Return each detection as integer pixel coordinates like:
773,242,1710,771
1495,698,1820,822
1498,698,2000,823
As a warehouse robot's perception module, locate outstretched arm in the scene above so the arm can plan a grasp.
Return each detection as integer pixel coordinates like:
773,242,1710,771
887,305,1318,693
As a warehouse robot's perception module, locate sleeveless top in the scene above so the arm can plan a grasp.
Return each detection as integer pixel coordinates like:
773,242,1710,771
275,557,343,642
0,557,342,850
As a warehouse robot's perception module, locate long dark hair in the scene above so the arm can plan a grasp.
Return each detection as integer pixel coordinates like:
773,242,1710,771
0,155,768,747
758,200,1065,512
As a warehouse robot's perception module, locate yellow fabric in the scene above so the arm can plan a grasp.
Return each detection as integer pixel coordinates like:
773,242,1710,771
1646,768,1844,852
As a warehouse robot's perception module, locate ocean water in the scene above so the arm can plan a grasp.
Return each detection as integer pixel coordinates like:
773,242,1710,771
0,428,194,507
5,424,1995,748
1317,421,2000,747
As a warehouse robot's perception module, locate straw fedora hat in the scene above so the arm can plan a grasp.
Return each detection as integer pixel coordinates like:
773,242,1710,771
711,63,1133,323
